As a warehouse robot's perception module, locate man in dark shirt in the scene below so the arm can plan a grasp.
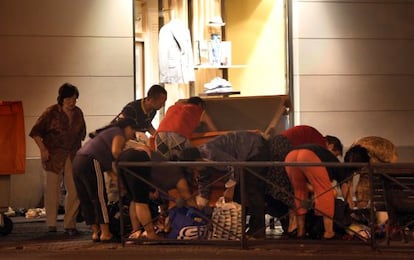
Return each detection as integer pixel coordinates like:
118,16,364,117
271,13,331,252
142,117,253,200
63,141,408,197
90,84,167,137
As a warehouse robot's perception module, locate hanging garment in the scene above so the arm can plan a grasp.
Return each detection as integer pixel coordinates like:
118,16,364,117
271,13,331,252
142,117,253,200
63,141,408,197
0,101,26,174
158,19,195,84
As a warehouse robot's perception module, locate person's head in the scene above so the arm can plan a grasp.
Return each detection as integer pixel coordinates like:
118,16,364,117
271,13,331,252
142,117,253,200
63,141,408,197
147,84,167,110
325,135,343,157
175,147,206,173
344,145,370,175
57,83,79,107
117,148,151,176
178,147,203,161
344,145,370,163
187,96,206,109
115,118,138,140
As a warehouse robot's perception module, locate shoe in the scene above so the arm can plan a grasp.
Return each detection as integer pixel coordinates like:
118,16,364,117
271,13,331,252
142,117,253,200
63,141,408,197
64,228,79,236
286,229,298,238
91,230,101,242
125,231,142,245
48,226,57,232
322,234,336,240
101,236,120,243
128,230,142,239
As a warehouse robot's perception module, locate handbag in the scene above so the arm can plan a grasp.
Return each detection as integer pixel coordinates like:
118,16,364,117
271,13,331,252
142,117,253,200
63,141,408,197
166,207,208,240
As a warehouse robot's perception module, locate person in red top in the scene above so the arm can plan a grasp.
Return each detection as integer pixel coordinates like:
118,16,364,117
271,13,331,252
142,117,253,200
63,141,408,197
265,125,342,235
281,125,326,148
155,96,217,159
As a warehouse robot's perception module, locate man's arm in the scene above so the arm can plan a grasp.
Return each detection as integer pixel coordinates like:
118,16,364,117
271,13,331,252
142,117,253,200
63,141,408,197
148,124,156,136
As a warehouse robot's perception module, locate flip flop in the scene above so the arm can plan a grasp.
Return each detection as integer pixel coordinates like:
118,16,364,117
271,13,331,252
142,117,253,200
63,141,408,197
101,236,120,243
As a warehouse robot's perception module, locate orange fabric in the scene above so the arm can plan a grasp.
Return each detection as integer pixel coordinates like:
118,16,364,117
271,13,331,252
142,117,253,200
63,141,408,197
285,149,334,217
282,125,326,148
156,103,203,139
0,101,26,174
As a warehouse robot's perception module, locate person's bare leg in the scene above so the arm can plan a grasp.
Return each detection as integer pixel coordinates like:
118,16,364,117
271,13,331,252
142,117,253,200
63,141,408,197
323,217,335,239
296,214,306,237
91,224,100,241
129,201,141,232
135,202,159,239
99,223,113,240
287,211,297,233
176,178,197,208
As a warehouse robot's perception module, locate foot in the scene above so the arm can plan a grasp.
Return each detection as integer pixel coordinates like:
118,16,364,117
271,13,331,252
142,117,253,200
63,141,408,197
92,231,101,242
100,235,120,243
128,230,142,239
100,233,115,242
47,226,57,232
64,228,79,236
323,232,335,240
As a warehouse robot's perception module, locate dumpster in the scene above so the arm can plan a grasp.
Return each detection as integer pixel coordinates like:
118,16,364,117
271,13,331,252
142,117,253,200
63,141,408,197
188,95,291,205
190,95,291,144
0,101,26,235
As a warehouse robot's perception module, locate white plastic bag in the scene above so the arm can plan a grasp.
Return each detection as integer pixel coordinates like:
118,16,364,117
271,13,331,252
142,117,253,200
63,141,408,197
210,197,242,240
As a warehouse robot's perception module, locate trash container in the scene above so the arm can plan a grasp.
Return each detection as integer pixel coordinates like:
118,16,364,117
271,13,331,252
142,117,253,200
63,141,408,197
0,101,26,235
190,94,291,144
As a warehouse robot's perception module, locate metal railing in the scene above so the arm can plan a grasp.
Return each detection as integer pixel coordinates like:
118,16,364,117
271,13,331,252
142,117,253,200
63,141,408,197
116,160,414,250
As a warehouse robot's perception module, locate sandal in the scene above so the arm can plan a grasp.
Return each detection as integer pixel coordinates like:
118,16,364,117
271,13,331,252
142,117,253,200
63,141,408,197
101,236,120,243
128,230,143,239
92,231,101,242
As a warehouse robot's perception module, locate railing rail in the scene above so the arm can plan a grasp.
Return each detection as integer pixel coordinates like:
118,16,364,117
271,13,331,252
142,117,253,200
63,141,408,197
116,160,414,250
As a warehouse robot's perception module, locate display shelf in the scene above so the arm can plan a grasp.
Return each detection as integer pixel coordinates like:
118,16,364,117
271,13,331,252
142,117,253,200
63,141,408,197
199,91,241,97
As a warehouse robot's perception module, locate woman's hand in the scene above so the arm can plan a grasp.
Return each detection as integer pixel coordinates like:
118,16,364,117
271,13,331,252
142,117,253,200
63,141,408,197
40,148,49,162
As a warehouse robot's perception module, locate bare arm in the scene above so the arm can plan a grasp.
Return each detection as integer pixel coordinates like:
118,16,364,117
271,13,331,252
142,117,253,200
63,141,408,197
341,181,354,208
200,112,217,132
148,125,156,136
112,135,126,160
32,136,49,162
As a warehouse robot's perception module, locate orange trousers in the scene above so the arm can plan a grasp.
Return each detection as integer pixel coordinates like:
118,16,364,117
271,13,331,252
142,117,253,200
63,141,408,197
285,149,334,217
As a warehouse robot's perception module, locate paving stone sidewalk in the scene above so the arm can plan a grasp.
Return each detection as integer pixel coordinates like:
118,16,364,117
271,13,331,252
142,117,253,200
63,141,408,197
0,216,412,259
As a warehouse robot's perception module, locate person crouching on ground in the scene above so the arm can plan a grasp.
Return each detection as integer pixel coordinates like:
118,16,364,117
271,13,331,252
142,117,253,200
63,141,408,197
285,143,349,240
117,147,198,241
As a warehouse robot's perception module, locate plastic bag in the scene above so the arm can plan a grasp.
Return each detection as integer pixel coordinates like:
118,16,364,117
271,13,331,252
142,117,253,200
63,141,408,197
210,197,242,240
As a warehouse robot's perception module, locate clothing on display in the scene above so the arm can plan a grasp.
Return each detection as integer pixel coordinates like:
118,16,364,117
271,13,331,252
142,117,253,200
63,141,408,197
158,19,195,84
203,77,234,94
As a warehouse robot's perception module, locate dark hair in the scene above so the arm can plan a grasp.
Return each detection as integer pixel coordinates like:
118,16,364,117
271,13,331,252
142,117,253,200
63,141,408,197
187,96,205,109
178,147,202,161
344,145,370,163
115,118,138,130
344,145,370,175
118,148,150,164
147,84,167,99
325,135,343,156
57,83,79,105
